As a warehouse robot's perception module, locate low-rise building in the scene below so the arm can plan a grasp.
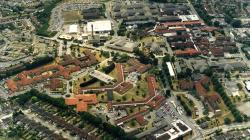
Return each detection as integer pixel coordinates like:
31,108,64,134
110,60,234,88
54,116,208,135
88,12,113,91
86,20,112,34
245,81,250,92
148,120,192,140
166,62,175,77
90,70,115,84
65,94,98,112
225,81,240,96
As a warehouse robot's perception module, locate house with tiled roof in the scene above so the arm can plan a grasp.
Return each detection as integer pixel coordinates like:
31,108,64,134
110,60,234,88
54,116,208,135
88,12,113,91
194,76,222,116
195,82,207,100
205,94,222,116
210,47,224,57
5,79,18,92
175,49,201,57
65,94,98,112
135,115,148,126
179,80,194,90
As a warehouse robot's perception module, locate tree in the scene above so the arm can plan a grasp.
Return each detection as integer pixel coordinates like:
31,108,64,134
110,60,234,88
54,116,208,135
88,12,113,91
165,90,171,97
110,30,114,36
231,19,242,28
224,14,233,24
122,95,127,101
31,96,38,103
130,120,136,127
185,68,193,76
224,118,232,124
237,83,243,90
214,21,220,27
171,56,175,62
136,91,139,96
204,84,210,91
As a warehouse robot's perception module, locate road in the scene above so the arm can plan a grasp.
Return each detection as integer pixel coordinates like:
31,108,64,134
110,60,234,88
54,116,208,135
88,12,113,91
105,1,119,37
167,95,204,140
237,42,250,68
187,0,204,24
145,52,202,138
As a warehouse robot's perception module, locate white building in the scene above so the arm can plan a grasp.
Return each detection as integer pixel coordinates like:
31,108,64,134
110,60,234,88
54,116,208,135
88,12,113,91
154,120,192,140
90,70,114,84
166,62,175,77
86,20,112,33
68,24,78,34
245,81,250,91
225,81,240,96
179,15,199,22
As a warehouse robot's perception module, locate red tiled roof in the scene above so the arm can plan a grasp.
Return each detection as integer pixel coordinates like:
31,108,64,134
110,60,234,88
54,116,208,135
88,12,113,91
168,34,190,39
147,95,165,109
200,26,217,32
172,42,194,48
48,78,63,91
6,79,18,92
127,59,152,74
210,47,224,57
60,50,98,68
162,21,203,27
114,82,133,94
147,76,157,97
65,94,98,112
75,94,98,104
114,109,148,124
195,82,207,97
179,80,194,90
76,101,88,112
116,63,124,82
205,93,220,102
6,64,81,91
135,115,148,126
154,28,175,34
199,76,210,85
65,98,78,105
175,49,201,56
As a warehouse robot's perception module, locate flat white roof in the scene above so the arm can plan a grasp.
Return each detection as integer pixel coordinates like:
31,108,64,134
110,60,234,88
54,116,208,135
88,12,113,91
245,81,250,91
87,20,112,32
166,62,175,77
59,34,72,40
90,70,114,84
163,32,177,37
179,15,199,22
154,119,192,140
69,24,78,33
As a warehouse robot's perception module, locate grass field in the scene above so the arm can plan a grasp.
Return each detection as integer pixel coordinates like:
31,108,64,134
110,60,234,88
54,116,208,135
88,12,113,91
62,11,82,23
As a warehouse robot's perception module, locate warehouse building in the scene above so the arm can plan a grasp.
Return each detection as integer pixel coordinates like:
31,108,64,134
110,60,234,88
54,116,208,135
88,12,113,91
86,20,112,34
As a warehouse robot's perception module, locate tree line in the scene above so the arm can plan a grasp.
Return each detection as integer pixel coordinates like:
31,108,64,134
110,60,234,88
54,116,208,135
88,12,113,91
177,96,192,116
211,75,244,122
35,0,61,37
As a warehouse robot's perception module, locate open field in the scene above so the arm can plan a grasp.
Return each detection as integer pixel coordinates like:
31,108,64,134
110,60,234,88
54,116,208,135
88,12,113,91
62,11,82,23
